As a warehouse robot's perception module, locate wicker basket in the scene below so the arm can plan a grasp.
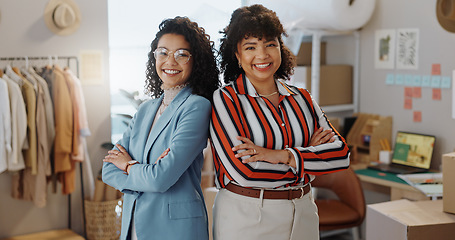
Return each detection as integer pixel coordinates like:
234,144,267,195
84,198,123,240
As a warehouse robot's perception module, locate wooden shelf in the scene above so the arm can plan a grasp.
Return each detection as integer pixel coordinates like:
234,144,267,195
347,113,393,164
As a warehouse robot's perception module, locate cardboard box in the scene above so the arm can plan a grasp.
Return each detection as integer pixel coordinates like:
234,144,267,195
366,199,455,240
289,65,353,106
443,152,455,214
296,42,326,66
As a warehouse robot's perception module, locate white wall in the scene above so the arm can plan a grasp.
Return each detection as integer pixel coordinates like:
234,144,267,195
0,0,110,237
358,0,455,170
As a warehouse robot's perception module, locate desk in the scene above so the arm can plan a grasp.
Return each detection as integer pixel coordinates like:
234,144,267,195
355,168,429,201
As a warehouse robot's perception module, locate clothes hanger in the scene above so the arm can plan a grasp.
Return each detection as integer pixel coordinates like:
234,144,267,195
45,55,53,69
25,56,29,69
12,57,26,78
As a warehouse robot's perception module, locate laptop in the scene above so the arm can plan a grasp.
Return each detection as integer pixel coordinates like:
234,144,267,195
368,131,436,174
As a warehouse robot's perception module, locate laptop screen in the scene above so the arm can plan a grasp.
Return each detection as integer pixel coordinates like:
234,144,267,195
391,131,436,169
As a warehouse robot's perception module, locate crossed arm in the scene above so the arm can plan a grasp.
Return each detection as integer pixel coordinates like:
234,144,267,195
233,127,336,168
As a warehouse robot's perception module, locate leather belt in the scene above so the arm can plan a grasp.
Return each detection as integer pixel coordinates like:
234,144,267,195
225,183,311,200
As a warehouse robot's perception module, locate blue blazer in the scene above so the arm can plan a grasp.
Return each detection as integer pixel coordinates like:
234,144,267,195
102,86,210,240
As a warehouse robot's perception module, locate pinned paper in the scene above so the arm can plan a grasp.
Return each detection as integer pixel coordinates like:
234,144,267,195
422,75,431,87
386,74,395,85
413,111,422,122
396,29,419,70
404,97,413,109
431,76,441,88
431,64,441,75
413,87,422,98
80,50,104,85
432,88,442,100
441,76,452,89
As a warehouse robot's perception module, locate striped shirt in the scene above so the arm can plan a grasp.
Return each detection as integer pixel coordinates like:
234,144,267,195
210,74,350,189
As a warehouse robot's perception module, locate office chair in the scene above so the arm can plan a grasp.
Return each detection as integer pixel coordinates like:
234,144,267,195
311,167,366,240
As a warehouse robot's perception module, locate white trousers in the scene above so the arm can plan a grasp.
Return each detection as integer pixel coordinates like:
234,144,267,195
213,188,319,240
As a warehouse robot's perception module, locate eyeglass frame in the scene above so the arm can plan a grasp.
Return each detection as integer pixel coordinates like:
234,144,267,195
153,48,192,65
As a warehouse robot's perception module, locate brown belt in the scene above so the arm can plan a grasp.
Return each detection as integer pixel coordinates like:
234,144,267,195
225,183,311,200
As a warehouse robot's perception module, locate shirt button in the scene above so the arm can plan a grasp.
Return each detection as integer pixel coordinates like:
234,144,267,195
281,123,285,127
285,145,289,148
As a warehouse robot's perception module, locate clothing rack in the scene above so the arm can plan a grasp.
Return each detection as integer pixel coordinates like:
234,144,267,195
0,56,79,73
0,56,86,238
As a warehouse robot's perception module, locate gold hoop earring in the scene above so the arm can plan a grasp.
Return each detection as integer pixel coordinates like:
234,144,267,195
239,63,242,68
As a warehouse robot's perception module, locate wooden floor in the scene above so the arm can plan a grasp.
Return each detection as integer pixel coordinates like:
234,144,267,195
2,228,356,240
1,229,84,240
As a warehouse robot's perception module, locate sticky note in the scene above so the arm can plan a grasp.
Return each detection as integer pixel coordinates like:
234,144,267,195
441,76,452,89
405,87,413,98
422,75,431,87
413,111,422,122
413,87,422,98
432,64,441,75
431,76,441,88
404,97,413,109
386,74,395,85
405,75,413,86
433,88,442,100
395,74,404,85
412,75,421,86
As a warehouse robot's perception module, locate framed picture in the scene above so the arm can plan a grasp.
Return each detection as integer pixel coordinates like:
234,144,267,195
374,29,396,69
396,28,419,70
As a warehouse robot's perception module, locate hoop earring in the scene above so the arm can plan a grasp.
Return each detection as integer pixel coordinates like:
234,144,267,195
238,63,242,68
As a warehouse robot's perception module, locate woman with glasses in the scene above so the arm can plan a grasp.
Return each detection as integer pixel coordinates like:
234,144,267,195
102,16,219,240
210,5,350,240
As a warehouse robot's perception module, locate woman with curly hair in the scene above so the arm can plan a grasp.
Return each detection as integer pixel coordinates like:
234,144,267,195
102,16,219,240
210,5,350,240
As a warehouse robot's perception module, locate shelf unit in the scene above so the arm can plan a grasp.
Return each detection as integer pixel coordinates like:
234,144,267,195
346,113,393,164
299,29,360,113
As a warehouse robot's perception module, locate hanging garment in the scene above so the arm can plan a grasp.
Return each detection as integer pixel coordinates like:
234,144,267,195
39,66,59,193
29,67,55,155
53,65,76,194
28,67,54,176
6,65,37,175
0,77,12,174
1,75,27,172
19,68,50,207
65,68,95,199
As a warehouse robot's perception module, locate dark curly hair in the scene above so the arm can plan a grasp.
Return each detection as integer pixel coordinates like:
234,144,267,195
219,4,295,84
145,16,220,100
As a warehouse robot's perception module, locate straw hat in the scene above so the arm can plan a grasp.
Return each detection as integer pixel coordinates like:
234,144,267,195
44,0,81,36
436,0,455,33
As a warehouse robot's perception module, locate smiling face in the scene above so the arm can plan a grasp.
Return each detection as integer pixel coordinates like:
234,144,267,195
156,33,193,89
235,36,281,84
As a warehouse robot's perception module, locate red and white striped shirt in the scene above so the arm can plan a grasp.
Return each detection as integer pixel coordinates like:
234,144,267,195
210,74,350,189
